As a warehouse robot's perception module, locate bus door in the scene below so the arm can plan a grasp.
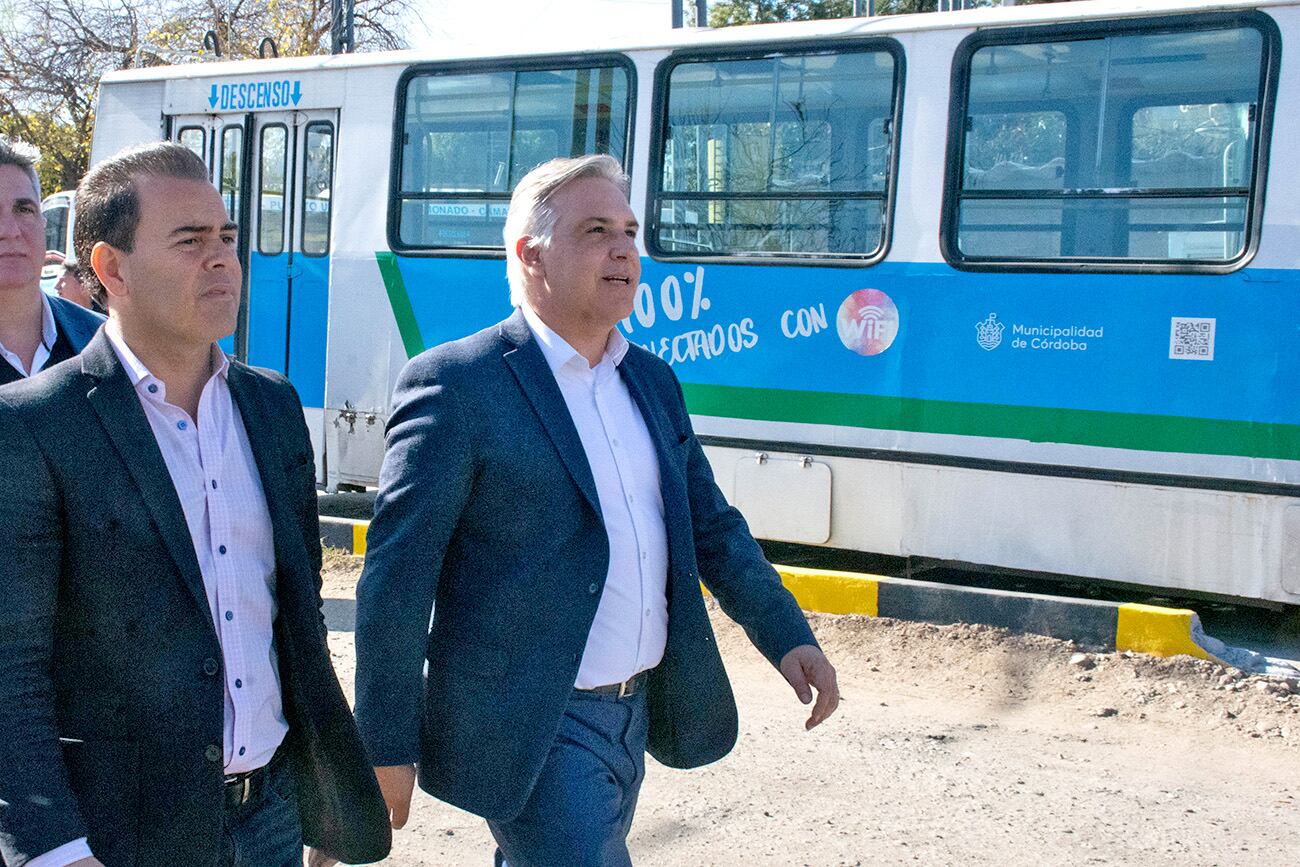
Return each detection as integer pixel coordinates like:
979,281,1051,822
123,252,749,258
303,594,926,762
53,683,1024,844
168,109,337,413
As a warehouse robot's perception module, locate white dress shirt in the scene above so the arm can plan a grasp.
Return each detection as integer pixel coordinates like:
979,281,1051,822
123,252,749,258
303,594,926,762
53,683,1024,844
36,329,290,867
0,291,56,377
521,305,670,688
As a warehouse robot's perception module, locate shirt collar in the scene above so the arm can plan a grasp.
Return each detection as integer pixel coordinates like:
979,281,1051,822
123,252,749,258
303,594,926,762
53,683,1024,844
104,320,230,396
520,304,629,375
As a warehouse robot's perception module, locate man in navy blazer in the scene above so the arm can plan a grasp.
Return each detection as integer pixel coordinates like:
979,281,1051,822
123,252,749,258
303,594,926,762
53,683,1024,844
0,138,102,387
355,155,840,866
0,143,389,867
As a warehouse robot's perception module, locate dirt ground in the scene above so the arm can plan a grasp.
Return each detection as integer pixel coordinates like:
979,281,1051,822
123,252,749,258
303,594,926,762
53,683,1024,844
320,550,1300,866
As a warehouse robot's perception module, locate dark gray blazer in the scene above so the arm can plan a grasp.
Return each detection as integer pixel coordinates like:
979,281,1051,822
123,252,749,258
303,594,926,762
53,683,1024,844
354,309,816,821
0,332,391,867
0,295,104,386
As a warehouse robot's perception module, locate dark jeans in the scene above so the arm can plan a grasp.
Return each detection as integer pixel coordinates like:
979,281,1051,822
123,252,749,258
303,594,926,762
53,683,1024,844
489,689,649,867
219,756,304,867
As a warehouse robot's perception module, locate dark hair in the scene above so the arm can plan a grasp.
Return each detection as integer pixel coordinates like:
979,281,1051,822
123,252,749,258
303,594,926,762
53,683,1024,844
0,136,41,201
74,142,212,306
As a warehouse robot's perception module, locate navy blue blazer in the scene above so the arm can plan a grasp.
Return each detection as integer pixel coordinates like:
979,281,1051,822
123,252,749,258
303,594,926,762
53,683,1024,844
0,295,104,386
0,332,390,866
355,309,816,822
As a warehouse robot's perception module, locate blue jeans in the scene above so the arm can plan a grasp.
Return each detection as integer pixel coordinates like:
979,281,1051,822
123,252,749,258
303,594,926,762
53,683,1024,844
219,755,304,867
489,689,649,867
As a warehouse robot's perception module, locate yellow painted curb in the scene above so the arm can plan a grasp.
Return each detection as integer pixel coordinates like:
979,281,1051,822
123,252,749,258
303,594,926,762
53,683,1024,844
774,565,879,617
353,522,368,556
1115,603,1208,659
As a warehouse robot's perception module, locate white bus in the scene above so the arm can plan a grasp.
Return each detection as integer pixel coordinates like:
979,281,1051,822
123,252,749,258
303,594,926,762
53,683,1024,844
40,190,75,293
90,0,1300,605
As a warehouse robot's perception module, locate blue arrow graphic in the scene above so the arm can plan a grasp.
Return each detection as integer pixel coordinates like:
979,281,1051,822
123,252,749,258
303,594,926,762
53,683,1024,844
208,84,218,108
291,81,301,106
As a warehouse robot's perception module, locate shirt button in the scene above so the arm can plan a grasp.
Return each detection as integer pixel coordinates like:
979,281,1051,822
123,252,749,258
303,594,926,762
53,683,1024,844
177,420,187,431
238,747,246,757
224,610,233,621
641,552,648,560
588,583,599,595
202,657,219,676
612,438,620,447
218,545,227,555
147,384,158,394
205,744,221,763
235,678,242,689
211,479,218,490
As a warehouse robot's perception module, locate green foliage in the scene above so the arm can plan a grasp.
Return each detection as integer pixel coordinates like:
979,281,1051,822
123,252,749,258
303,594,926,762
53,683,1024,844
709,0,852,28
710,0,1075,27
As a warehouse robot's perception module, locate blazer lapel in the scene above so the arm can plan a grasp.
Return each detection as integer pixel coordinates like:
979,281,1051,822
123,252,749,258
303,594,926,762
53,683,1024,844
226,364,306,585
619,352,688,501
499,310,602,518
81,332,215,634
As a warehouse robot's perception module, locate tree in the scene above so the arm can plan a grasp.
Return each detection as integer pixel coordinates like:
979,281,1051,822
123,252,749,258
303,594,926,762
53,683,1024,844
0,0,412,194
710,0,1076,28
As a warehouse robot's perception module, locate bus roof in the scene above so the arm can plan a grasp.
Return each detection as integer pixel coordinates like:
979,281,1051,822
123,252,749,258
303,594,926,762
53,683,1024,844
99,0,1295,85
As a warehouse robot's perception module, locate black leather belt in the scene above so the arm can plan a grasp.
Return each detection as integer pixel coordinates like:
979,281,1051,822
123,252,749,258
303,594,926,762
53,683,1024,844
223,748,283,808
577,670,648,699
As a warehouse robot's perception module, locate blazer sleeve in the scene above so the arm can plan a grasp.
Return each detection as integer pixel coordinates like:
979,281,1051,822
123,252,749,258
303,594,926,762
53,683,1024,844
666,371,817,669
0,399,89,863
353,356,475,767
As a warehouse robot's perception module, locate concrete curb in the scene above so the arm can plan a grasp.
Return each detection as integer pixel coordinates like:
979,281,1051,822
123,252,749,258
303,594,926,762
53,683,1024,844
320,516,368,556
318,517,1208,661
774,566,1209,660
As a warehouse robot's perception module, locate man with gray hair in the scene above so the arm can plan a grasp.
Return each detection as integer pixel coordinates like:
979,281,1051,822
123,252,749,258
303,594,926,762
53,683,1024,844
0,137,102,387
355,153,839,866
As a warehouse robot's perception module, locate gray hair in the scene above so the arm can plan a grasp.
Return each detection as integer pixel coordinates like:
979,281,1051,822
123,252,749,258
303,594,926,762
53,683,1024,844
503,154,630,307
0,136,42,202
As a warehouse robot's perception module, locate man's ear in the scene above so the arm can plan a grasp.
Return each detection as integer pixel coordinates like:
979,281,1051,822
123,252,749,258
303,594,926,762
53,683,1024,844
517,235,544,275
90,241,128,301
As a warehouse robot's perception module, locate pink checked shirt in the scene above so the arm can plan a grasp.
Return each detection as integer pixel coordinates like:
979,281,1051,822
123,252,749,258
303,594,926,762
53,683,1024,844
38,329,292,867
106,324,287,773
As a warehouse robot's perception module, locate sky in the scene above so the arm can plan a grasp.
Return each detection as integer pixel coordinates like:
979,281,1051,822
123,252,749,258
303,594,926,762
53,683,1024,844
408,0,687,51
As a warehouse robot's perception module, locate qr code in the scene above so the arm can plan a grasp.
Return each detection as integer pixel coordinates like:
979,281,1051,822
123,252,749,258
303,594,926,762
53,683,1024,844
1169,317,1215,361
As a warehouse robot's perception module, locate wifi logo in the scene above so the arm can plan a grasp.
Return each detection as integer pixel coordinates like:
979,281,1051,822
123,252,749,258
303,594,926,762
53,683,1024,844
836,289,899,356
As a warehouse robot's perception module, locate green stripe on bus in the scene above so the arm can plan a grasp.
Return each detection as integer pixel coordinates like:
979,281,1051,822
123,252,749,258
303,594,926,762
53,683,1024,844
680,382,1300,461
375,252,425,359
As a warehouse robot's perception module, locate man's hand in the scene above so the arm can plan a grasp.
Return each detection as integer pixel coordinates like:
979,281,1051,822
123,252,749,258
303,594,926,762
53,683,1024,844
306,848,338,867
779,644,840,730
375,763,417,830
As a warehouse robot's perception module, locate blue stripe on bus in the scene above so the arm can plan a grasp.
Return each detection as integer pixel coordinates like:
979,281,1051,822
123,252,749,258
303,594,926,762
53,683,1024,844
389,256,1300,428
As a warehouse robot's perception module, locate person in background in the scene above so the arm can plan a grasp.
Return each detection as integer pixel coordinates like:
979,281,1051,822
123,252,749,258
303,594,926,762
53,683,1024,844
53,257,102,314
0,138,101,387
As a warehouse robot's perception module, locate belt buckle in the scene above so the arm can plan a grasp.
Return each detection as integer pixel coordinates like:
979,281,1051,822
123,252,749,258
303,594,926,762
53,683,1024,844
225,773,252,805
618,679,630,699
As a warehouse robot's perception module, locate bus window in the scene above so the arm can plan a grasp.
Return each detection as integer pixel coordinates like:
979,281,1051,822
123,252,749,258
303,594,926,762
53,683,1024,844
220,125,244,221
392,59,632,251
302,121,334,256
652,45,900,262
43,202,69,253
948,16,1276,269
178,127,205,161
258,124,287,255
